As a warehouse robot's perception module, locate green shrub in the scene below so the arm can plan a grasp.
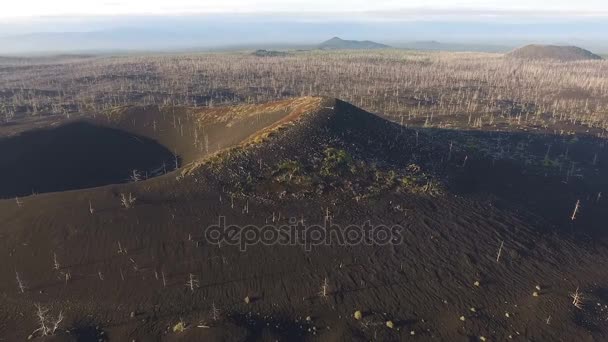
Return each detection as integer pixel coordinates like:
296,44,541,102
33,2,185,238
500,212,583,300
275,160,303,182
321,148,354,177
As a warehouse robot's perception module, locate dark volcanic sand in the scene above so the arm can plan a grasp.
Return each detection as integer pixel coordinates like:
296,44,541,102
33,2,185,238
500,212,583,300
1,98,608,341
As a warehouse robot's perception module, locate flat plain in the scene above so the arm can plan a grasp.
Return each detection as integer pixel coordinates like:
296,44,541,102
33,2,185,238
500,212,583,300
1,48,608,341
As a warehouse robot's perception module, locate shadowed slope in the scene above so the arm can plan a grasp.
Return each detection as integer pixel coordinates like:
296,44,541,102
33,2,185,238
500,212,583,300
99,97,323,172
0,97,323,198
0,121,174,198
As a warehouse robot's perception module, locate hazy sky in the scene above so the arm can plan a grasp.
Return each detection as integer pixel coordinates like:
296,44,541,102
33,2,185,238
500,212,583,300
1,0,607,54
2,0,608,19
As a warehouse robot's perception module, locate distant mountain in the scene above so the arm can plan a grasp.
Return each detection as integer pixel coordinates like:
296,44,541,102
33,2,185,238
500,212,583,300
396,41,511,53
507,44,603,61
251,49,288,57
318,37,390,50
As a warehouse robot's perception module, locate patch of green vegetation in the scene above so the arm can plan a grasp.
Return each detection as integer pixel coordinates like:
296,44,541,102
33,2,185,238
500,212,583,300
370,169,398,189
272,159,315,188
386,170,397,185
568,136,579,144
276,160,301,178
397,164,436,193
263,148,443,198
320,148,356,177
362,162,441,196
172,321,186,333
542,157,561,169
399,175,419,188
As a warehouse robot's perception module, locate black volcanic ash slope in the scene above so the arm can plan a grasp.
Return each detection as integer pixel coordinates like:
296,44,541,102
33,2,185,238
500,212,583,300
175,98,608,340
2,98,608,341
188,98,448,201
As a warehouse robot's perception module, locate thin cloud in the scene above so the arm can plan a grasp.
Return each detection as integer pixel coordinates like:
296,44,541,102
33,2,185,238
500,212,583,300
1,0,608,19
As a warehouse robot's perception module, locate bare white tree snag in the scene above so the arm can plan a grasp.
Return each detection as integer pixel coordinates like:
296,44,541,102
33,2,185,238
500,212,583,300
16,271,26,293
117,241,127,254
129,258,139,272
570,287,584,309
33,304,49,336
186,273,199,292
89,200,95,214
210,302,221,321
319,277,330,299
129,193,137,206
53,253,60,270
15,197,22,208
98,271,104,281
32,304,63,337
120,193,130,209
130,169,142,182
571,200,581,221
162,271,167,287
51,311,64,334
120,193,137,209
496,241,505,262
